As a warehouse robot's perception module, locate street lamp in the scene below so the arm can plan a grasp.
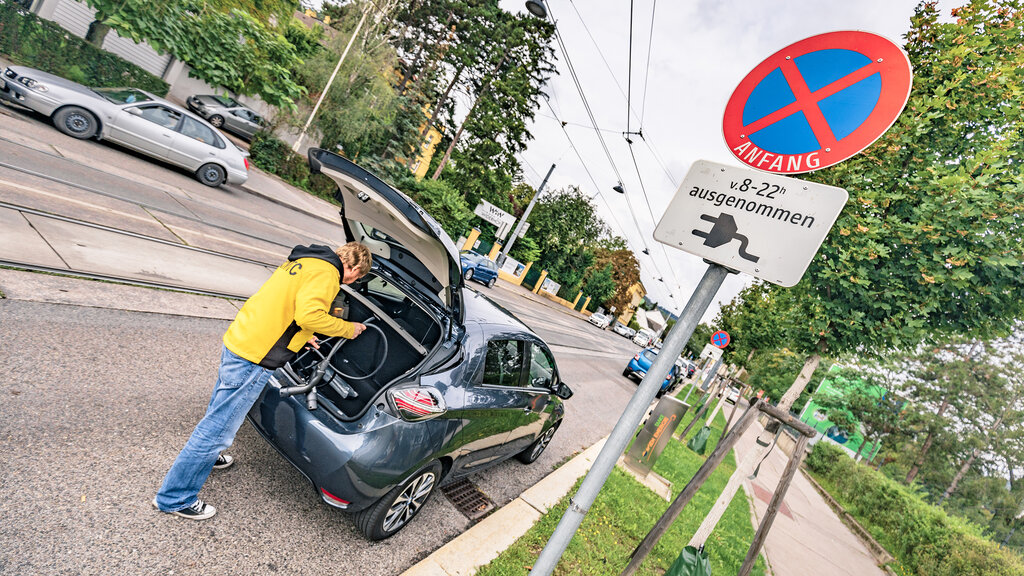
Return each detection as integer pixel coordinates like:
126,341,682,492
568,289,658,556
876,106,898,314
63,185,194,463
525,0,548,18
496,163,555,268
613,183,625,194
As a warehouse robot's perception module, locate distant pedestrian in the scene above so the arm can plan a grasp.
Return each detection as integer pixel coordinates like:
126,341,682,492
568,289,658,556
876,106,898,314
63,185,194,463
153,242,372,520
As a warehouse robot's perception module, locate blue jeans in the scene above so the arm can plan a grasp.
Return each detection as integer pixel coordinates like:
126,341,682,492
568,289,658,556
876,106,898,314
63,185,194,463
155,346,272,512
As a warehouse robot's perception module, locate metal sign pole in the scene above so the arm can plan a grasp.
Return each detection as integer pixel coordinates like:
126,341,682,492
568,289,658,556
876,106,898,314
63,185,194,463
529,264,730,576
683,356,721,403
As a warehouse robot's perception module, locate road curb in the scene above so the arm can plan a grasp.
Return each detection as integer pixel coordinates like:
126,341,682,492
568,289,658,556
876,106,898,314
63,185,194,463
402,437,608,576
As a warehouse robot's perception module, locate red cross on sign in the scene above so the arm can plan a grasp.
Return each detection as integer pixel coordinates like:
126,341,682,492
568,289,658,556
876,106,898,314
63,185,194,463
723,30,912,174
711,331,730,349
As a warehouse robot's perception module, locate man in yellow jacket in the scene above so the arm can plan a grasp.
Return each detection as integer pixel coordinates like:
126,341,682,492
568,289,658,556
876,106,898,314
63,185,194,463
154,242,372,520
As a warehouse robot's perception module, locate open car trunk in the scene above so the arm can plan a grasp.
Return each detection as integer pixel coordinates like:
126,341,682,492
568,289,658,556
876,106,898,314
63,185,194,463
284,272,444,420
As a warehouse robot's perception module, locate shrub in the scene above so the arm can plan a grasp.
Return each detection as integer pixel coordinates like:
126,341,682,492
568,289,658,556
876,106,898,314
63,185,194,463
804,439,848,476
806,442,1024,576
0,2,168,95
247,133,337,203
394,177,473,241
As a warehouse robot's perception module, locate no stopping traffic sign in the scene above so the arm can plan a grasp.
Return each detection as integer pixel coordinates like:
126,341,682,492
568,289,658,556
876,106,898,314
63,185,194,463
723,30,912,174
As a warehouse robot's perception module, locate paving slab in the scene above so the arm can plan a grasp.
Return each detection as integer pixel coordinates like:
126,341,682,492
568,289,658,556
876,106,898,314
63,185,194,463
0,268,242,319
22,212,273,296
0,205,67,268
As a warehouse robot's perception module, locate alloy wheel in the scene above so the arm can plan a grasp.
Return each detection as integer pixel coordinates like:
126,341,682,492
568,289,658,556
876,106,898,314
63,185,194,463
382,470,437,533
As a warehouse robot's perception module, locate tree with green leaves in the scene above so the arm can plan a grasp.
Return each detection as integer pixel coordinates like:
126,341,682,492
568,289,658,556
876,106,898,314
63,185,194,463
522,186,607,296
659,0,1024,558
82,0,309,108
590,237,642,315
812,367,906,461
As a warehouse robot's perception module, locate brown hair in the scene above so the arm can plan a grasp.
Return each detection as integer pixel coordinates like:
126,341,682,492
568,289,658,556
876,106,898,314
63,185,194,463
336,242,372,276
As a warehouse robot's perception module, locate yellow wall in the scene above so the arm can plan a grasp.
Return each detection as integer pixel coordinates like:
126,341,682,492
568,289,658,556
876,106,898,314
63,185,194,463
616,282,647,326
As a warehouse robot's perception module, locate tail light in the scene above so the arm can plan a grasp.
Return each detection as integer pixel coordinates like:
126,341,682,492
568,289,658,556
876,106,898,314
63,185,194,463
243,157,251,171
387,386,446,422
633,354,641,361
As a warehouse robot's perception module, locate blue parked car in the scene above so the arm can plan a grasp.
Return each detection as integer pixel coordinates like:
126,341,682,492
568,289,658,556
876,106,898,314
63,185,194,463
460,251,499,287
623,347,679,397
247,150,572,541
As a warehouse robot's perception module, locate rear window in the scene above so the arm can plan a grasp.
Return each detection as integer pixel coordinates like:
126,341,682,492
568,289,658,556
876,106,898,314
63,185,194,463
95,88,153,105
642,349,658,362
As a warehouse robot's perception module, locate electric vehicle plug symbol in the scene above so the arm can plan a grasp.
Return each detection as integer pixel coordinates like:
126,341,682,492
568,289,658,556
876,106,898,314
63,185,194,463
692,213,760,263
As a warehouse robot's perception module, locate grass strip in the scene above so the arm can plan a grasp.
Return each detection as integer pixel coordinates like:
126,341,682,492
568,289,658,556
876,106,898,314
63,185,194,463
478,408,766,576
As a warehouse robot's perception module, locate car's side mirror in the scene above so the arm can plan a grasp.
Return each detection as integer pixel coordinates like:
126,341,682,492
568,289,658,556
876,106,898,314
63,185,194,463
554,382,573,400
127,107,142,116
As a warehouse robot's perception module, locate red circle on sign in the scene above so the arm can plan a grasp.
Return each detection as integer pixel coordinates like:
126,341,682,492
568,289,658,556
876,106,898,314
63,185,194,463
723,31,912,174
711,331,730,349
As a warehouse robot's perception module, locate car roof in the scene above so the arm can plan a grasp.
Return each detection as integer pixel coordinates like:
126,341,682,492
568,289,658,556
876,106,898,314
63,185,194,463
463,288,535,336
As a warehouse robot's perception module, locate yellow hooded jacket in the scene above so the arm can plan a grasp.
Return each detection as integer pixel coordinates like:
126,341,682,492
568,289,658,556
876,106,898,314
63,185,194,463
224,245,357,369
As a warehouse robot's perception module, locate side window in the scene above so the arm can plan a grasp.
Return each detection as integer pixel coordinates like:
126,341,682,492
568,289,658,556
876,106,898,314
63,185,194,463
482,340,526,387
136,105,181,129
179,116,224,148
528,344,556,389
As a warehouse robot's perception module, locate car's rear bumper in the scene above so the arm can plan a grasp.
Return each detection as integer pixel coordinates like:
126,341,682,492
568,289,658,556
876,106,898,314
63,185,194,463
246,381,441,513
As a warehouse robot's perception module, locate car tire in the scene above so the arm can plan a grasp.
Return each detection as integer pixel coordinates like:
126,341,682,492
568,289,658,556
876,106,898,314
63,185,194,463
53,106,98,139
517,421,559,464
354,461,442,540
196,163,226,187
622,368,631,377
464,269,474,281
208,114,224,127
487,277,495,288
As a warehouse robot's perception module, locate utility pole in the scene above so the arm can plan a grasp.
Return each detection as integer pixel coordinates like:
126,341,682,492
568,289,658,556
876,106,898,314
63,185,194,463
497,163,554,268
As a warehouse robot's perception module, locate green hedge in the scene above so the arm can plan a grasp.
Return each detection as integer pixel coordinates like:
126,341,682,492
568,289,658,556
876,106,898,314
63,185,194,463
0,2,168,95
248,133,337,202
805,441,1024,576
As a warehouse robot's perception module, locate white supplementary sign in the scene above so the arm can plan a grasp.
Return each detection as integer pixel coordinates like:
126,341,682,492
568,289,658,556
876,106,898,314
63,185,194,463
473,201,517,240
700,344,723,362
654,160,848,287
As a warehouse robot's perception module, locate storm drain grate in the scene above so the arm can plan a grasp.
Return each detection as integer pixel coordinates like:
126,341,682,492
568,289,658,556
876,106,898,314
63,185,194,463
440,478,495,521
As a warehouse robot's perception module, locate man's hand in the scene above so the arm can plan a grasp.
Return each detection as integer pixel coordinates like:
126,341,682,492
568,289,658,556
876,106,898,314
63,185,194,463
306,336,320,350
351,322,367,338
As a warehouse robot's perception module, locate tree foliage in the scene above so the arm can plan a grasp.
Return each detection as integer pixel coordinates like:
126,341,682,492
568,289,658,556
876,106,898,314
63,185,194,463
790,0,1024,356
83,0,308,108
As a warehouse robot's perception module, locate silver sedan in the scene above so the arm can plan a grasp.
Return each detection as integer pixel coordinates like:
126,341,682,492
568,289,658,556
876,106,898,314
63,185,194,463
186,94,266,141
0,66,248,186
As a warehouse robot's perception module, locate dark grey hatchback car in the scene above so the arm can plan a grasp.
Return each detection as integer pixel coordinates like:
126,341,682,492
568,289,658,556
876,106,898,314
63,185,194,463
247,150,572,540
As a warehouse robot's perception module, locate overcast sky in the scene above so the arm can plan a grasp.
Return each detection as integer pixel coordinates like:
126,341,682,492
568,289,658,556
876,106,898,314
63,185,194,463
494,0,952,321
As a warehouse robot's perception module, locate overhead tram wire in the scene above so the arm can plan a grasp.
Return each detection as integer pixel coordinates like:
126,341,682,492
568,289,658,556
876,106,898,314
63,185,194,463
624,0,682,307
544,1,673,291
639,0,658,127
541,99,640,262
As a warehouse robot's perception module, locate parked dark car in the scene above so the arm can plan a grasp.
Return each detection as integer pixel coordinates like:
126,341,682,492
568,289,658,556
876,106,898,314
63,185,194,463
0,66,249,186
460,250,499,287
623,347,679,397
247,150,572,540
185,94,267,141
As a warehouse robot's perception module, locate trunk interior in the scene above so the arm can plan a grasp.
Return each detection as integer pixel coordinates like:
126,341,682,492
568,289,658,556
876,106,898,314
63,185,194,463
287,278,442,420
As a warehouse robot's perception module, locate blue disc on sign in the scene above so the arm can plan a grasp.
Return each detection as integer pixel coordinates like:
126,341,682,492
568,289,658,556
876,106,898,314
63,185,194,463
723,31,912,174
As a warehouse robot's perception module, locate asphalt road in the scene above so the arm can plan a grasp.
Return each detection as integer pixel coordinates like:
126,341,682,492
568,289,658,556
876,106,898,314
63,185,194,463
0,99,659,575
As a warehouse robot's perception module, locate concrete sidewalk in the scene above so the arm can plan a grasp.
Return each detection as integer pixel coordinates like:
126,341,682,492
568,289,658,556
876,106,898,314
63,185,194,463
736,419,887,576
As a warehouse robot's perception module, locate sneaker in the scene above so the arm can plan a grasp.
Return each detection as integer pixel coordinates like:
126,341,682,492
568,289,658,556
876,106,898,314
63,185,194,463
213,453,233,470
153,498,216,520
